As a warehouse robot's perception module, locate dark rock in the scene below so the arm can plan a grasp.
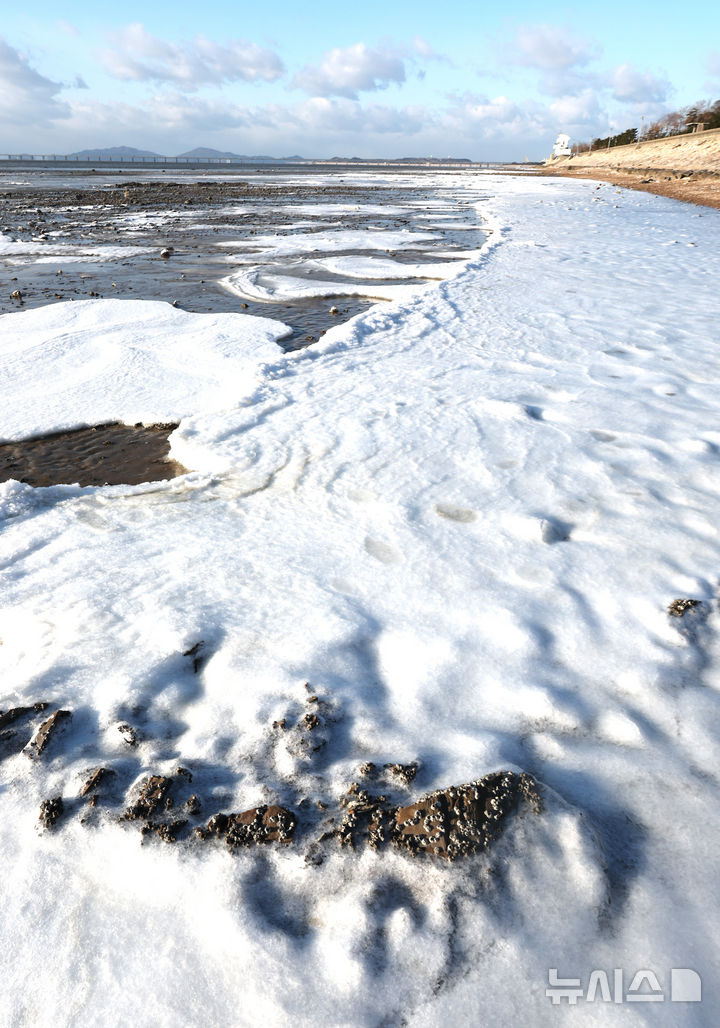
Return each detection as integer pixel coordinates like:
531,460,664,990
668,598,701,617
392,771,541,861
331,786,391,850
196,805,296,847
124,775,173,820
26,709,72,758
81,766,116,797
0,702,49,731
141,819,188,843
117,722,137,746
182,642,204,673
39,796,64,830
384,761,418,786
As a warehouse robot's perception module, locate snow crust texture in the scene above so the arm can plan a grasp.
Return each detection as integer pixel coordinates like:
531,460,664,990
1,172,720,1025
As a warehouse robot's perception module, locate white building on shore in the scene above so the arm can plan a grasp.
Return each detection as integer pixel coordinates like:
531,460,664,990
552,133,572,157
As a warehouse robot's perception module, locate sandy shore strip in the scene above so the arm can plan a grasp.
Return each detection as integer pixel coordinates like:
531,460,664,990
539,164,720,209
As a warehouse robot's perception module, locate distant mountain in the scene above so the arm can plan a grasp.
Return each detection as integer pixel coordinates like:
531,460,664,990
177,147,242,159
397,156,472,164
177,148,299,162
67,145,164,159
61,147,472,166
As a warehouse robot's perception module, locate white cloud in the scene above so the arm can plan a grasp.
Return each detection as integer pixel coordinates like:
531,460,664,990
295,97,425,134
611,63,670,103
513,24,599,71
100,23,285,87
443,92,552,145
0,38,70,127
413,36,451,64
291,43,406,99
549,90,606,129
51,92,429,156
706,50,720,77
504,24,602,98
536,69,601,99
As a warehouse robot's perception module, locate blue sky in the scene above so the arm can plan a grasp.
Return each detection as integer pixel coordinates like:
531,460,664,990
2,1,720,159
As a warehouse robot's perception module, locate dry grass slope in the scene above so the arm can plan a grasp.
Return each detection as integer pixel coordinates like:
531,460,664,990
540,127,720,209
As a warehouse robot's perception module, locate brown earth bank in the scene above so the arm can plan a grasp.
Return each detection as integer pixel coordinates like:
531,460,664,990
539,127,720,209
540,165,720,209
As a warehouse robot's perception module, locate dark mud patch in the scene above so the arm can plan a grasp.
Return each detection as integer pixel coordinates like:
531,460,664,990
0,421,186,488
262,296,377,351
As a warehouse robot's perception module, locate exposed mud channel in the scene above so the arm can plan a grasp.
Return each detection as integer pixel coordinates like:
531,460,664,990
0,422,184,487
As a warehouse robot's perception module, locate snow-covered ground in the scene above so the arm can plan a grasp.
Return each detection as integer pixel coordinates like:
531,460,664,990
1,171,719,1025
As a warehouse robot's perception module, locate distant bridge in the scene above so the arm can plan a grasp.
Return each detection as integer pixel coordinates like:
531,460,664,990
0,154,500,170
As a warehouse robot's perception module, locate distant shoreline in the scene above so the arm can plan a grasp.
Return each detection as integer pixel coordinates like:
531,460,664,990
0,155,484,172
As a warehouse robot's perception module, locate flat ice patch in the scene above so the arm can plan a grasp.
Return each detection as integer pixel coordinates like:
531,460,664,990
314,255,461,280
217,228,441,257
0,232,152,261
279,202,412,217
220,267,423,302
0,298,291,440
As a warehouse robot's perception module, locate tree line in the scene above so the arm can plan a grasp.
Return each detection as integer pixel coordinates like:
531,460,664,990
571,99,720,153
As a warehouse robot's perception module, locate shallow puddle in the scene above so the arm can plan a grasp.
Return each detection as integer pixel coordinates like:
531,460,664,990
0,422,185,487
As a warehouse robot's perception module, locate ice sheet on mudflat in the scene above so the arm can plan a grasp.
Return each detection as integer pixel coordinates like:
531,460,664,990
0,230,152,263
217,227,440,257
2,173,720,1026
220,254,466,302
0,298,291,439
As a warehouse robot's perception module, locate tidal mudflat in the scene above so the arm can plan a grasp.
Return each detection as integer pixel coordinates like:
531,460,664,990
1,165,486,348
2,169,720,1025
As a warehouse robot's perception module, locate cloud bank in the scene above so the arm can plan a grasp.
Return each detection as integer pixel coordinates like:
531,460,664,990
100,24,285,86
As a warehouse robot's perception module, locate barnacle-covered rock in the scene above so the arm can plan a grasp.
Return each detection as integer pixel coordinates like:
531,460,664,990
196,805,296,847
123,775,173,821
38,796,64,830
393,771,541,861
